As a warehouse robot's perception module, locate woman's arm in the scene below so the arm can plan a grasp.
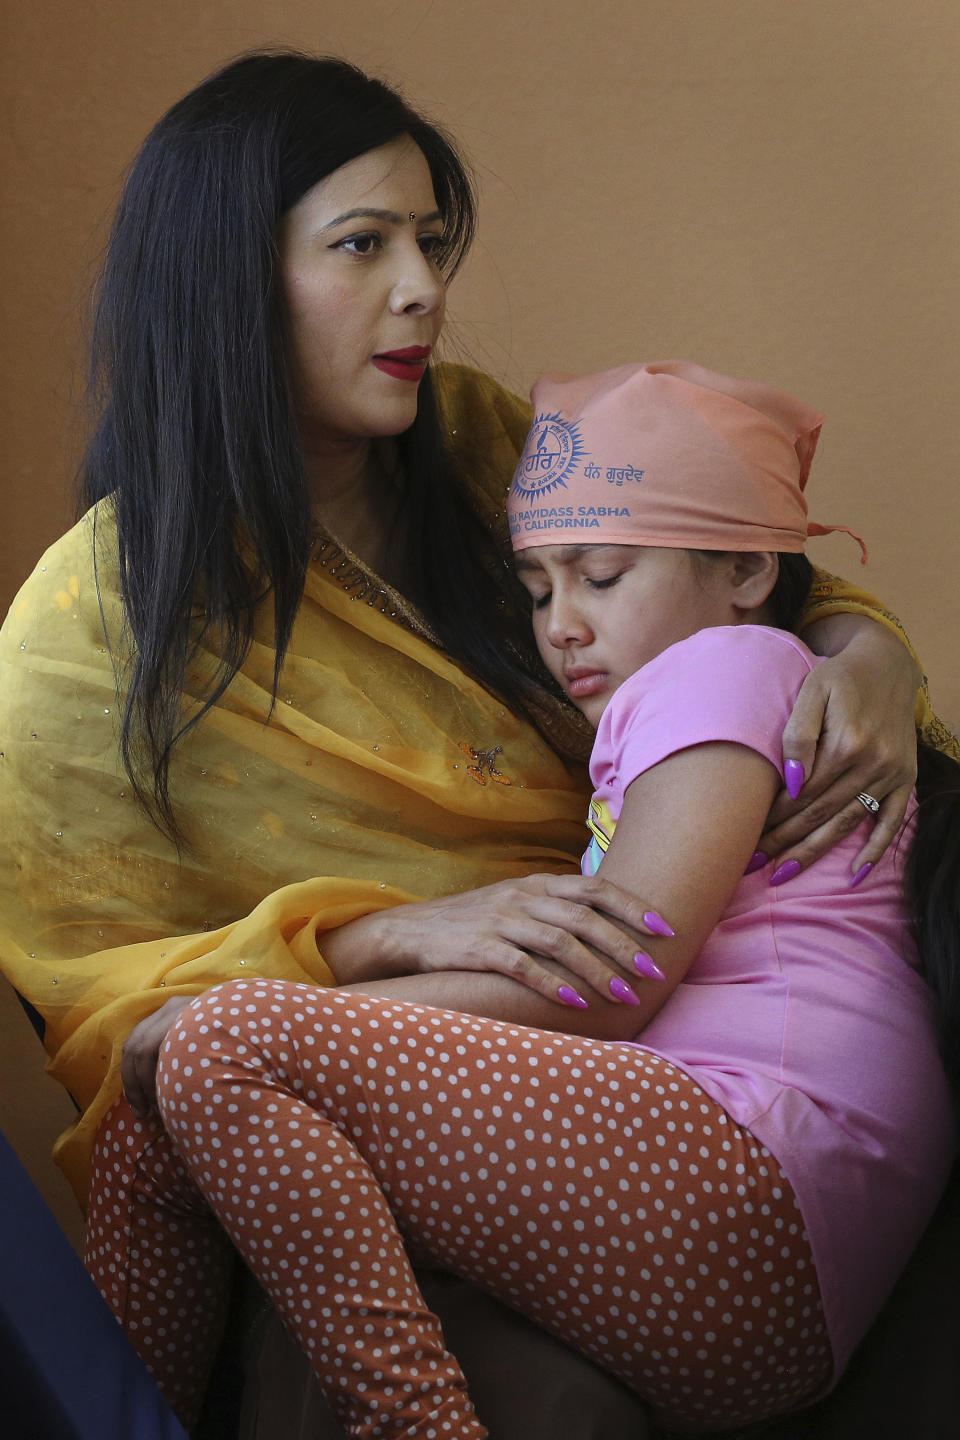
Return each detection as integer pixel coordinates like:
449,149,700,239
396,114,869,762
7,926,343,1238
319,872,671,1001
342,739,780,1039
763,611,920,874
121,871,677,1113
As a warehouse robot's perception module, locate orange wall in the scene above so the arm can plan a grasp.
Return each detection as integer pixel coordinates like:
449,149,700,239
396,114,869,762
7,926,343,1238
2,1,958,1232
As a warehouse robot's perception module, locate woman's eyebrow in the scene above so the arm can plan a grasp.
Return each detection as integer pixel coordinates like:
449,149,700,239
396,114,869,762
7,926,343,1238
321,207,443,230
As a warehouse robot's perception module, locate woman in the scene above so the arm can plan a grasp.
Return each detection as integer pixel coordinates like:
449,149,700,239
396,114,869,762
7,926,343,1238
0,50,952,1433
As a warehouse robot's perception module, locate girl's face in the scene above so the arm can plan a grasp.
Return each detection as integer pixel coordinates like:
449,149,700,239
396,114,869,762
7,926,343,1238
279,137,446,452
515,544,743,727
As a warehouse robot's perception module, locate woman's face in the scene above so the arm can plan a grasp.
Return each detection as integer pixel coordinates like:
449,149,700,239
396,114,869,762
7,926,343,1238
279,137,447,450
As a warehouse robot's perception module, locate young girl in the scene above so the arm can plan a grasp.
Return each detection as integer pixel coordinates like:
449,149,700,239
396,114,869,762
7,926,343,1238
506,359,958,1407
87,362,957,1439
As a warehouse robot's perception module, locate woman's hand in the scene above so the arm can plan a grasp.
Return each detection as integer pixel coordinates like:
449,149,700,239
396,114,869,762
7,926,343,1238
121,996,196,1117
320,873,674,1009
761,615,920,875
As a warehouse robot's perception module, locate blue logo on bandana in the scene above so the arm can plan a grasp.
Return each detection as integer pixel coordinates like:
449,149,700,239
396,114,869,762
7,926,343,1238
512,413,589,499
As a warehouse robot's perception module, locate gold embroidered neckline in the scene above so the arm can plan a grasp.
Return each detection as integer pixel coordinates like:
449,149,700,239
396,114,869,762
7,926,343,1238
311,532,438,644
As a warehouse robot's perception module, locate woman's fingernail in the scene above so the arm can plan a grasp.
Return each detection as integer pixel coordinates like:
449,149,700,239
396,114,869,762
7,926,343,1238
634,952,667,982
557,984,590,1009
770,859,802,886
609,975,642,1006
851,862,873,888
784,759,805,800
744,850,768,875
643,910,675,937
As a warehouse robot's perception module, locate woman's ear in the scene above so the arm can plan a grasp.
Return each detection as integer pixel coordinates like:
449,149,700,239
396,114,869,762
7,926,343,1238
728,551,779,616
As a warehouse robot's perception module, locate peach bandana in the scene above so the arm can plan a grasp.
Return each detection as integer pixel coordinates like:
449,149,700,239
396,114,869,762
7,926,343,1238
507,360,865,560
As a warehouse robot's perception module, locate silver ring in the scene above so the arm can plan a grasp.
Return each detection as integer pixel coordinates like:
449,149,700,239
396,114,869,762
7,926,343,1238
856,791,881,815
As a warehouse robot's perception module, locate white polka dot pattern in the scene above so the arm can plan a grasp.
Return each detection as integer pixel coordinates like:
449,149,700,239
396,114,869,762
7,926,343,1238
83,1103,233,1428
86,980,831,1435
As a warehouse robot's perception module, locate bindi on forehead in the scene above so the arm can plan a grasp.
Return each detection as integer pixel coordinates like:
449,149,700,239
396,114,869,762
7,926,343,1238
317,206,442,232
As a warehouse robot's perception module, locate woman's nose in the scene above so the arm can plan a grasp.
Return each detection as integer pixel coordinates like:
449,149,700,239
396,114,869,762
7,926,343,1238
389,244,446,315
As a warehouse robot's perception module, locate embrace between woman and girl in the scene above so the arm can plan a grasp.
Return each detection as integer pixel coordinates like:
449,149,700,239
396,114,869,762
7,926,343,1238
2,51,959,1439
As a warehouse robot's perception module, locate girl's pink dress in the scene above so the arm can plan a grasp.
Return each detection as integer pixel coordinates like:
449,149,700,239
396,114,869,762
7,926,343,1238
584,624,954,1379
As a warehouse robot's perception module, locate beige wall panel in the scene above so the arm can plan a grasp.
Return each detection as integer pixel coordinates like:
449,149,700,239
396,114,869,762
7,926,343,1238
2,1,958,1219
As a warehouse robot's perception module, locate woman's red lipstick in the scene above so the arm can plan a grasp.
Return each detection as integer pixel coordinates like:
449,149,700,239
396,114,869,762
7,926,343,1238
372,346,431,382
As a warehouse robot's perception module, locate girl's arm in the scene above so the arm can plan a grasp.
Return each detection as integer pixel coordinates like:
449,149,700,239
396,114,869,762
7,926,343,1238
340,738,780,1038
121,871,675,1114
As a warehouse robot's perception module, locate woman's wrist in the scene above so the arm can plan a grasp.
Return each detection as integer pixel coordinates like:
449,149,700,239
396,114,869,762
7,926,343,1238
319,908,411,986
802,611,921,686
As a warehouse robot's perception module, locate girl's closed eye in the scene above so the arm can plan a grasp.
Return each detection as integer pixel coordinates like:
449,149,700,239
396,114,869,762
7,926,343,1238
586,572,624,592
517,575,552,610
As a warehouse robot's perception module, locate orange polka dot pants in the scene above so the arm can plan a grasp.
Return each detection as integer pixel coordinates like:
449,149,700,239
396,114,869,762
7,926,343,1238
86,980,832,1436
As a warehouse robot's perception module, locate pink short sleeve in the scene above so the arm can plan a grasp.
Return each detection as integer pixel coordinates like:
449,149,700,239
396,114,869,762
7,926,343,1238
590,625,818,797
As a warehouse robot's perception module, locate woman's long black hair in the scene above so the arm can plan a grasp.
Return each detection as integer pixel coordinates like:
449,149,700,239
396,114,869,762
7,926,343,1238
80,51,542,842
768,551,960,1092
908,743,960,1089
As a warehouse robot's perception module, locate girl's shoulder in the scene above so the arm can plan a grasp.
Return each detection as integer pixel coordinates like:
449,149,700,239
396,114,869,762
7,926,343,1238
626,624,818,700
595,626,819,782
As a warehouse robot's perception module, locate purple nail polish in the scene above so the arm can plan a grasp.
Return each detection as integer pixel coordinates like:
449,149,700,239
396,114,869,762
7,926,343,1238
744,850,767,875
609,975,642,1006
770,859,802,886
643,910,675,938
633,951,667,982
851,862,873,888
557,984,589,1009
784,759,805,801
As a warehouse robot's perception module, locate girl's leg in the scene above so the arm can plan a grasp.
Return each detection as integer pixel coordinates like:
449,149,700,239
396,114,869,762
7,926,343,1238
84,1098,234,1428
158,980,832,1435
158,985,485,1440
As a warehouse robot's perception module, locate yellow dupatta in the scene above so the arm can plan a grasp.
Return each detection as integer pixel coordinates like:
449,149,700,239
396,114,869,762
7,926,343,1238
0,363,953,1205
